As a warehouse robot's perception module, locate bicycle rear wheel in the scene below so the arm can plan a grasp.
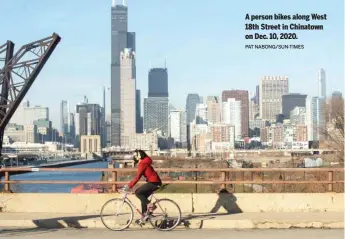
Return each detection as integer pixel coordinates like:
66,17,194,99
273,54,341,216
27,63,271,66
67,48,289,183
149,198,182,231
100,198,133,231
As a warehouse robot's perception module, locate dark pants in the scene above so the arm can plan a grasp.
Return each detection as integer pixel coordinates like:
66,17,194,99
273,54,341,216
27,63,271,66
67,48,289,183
135,182,161,214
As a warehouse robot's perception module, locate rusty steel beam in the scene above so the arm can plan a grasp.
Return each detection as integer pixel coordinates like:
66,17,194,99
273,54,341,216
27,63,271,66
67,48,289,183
0,41,14,156
0,33,61,156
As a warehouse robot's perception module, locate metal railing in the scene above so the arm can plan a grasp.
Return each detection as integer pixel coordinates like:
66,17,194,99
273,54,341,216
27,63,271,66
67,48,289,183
0,167,343,193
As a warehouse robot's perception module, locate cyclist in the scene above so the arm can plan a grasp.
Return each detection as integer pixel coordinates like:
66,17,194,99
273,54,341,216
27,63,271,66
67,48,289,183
123,149,162,224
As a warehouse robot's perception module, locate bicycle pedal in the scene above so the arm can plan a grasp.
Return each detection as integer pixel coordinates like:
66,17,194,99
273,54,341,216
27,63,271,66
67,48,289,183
135,219,145,227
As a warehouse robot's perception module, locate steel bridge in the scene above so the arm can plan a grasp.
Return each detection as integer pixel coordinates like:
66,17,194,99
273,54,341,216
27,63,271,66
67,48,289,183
0,33,61,156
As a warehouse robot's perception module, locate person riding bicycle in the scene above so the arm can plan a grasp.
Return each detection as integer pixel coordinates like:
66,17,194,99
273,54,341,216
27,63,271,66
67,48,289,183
123,149,162,223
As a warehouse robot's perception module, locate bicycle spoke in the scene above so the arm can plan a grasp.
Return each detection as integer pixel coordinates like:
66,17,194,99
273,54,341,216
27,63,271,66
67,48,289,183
100,198,134,231
149,198,182,231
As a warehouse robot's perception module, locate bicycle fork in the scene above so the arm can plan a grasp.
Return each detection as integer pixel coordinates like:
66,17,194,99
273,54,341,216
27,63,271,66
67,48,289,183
115,198,126,217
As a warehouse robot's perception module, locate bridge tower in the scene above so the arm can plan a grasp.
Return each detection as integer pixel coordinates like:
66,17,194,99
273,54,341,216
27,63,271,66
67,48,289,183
0,33,61,156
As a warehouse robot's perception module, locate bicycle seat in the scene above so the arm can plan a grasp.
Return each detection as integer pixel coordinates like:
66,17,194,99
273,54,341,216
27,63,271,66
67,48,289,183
155,184,169,193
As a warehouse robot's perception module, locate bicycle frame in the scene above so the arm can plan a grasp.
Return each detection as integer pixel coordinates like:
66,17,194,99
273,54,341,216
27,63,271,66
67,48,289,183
119,191,159,217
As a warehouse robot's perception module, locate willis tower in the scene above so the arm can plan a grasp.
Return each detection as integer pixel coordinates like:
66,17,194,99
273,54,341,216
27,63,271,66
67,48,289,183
111,0,135,146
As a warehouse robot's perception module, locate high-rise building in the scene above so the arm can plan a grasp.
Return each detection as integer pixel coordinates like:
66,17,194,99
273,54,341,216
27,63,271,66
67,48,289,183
195,103,208,124
222,90,249,137
101,87,107,148
282,93,307,119
259,76,289,122
306,97,326,141
206,96,221,124
60,100,69,136
222,98,242,140
332,91,342,100
143,97,169,137
120,48,136,147
186,94,201,150
255,85,260,105
189,122,210,153
24,125,38,143
4,124,25,143
67,112,75,144
169,109,187,147
210,123,235,150
111,1,136,146
34,119,52,143
10,102,49,126
295,125,308,142
249,92,259,120
130,131,158,152
136,90,143,133
76,104,102,139
290,107,306,125
148,68,168,97
186,94,201,124
318,68,326,98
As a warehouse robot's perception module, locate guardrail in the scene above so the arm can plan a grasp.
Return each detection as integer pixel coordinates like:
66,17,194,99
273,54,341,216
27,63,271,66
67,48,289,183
0,167,343,193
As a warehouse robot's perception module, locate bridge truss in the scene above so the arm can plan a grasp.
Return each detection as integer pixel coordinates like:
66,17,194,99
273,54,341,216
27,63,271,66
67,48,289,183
0,33,61,156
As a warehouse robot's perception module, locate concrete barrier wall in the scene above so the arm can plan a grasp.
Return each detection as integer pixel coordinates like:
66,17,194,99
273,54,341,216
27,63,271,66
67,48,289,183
0,193,343,214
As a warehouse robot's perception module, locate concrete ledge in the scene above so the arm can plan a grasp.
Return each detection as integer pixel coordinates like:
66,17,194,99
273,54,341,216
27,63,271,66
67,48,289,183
0,212,342,229
0,193,343,214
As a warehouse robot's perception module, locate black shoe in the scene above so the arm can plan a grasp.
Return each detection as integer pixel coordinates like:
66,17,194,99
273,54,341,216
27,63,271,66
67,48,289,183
135,219,145,227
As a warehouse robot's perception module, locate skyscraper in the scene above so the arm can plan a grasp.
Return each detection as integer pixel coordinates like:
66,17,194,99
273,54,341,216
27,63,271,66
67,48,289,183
169,109,187,147
120,48,136,147
249,92,259,120
186,94,201,149
76,104,102,137
306,96,326,141
148,68,168,97
332,91,343,100
222,98,242,140
318,68,326,98
260,76,289,122
101,87,107,148
11,102,49,126
282,93,307,118
255,85,260,105
111,1,136,146
60,100,69,135
186,94,201,124
136,89,143,133
195,103,208,124
206,96,221,124
143,97,169,136
222,90,249,137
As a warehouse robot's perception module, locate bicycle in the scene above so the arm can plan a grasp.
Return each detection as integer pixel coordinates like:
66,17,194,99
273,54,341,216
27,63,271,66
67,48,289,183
100,184,182,231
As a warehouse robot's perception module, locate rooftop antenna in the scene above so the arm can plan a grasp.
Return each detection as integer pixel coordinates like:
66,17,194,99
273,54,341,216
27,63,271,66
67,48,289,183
112,0,116,7
164,56,167,68
123,0,126,6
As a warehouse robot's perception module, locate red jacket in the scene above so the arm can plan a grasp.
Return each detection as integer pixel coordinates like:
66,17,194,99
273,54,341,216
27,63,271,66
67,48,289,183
128,156,161,189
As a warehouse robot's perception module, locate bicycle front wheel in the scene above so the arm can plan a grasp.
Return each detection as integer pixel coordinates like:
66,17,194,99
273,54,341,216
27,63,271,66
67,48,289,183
100,198,134,231
149,198,182,231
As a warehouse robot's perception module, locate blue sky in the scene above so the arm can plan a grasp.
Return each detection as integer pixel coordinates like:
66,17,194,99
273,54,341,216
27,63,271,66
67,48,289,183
0,0,343,129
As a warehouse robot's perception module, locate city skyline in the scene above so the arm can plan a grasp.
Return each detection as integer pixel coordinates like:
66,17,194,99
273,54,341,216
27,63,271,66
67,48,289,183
0,0,343,129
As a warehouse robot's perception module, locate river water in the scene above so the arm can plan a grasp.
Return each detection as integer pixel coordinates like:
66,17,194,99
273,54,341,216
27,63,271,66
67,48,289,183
10,161,108,193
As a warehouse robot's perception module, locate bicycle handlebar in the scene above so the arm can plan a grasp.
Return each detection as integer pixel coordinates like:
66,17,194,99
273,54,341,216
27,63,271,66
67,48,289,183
117,188,133,195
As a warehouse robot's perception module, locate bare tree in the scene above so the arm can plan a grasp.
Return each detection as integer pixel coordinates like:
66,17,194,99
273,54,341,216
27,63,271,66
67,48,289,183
323,97,344,162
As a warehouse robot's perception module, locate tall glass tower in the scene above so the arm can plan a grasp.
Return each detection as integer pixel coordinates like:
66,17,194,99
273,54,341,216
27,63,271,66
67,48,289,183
148,68,168,97
60,100,69,135
318,68,326,99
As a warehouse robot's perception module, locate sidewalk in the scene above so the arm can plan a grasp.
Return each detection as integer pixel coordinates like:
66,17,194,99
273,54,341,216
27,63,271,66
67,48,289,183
0,212,342,229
